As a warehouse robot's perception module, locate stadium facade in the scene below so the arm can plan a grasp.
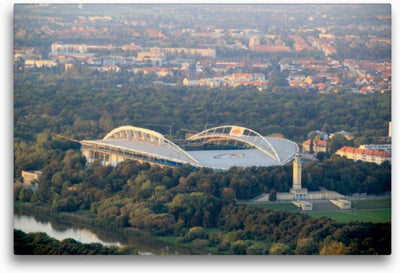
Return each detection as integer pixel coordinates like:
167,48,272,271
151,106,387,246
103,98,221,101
80,125,299,170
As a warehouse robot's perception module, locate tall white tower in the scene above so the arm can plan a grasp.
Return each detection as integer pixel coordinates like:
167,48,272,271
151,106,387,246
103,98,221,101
290,155,307,200
292,155,302,190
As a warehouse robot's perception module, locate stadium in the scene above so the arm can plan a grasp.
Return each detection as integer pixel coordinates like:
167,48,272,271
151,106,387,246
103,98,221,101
80,125,299,170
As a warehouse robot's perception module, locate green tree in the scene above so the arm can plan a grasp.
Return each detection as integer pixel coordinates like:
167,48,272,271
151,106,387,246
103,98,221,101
185,226,209,241
266,76,289,92
269,242,291,255
17,187,33,202
222,187,236,203
320,240,349,255
231,240,249,255
295,238,319,255
246,244,263,255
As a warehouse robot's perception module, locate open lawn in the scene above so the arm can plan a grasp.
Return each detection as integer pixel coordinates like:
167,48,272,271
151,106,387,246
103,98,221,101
244,202,300,212
242,197,391,223
352,197,391,209
304,208,391,223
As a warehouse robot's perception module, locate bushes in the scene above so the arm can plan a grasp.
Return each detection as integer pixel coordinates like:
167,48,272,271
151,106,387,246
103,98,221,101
16,187,33,202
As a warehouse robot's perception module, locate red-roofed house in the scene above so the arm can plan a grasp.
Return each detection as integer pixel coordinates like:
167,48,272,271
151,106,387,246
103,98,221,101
302,139,328,154
314,82,326,91
314,140,328,153
254,44,291,53
146,28,167,39
336,146,390,165
302,139,312,153
235,73,253,81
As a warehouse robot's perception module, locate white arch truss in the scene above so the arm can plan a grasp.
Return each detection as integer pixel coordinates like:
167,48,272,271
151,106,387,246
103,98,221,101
188,125,281,162
103,125,199,165
104,125,165,144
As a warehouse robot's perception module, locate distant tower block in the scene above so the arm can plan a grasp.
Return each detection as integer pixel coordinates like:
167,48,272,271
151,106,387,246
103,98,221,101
249,36,260,50
292,155,302,190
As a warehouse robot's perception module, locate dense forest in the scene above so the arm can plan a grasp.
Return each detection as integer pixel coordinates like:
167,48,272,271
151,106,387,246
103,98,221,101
14,67,391,254
14,67,390,144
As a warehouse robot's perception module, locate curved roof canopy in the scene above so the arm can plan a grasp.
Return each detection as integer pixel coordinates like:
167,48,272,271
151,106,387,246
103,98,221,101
81,125,298,169
188,125,281,162
104,125,165,144
83,125,199,165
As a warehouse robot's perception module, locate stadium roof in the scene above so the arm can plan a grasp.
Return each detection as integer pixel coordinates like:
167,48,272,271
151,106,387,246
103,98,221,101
81,125,200,166
81,125,299,169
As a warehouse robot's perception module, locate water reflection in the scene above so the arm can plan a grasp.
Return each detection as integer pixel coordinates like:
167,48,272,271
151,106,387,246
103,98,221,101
13,213,203,255
14,214,123,247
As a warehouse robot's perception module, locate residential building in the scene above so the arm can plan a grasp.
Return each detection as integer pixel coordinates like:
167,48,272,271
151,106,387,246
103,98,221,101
253,44,291,53
249,36,260,49
330,130,354,140
336,146,391,164
51,43,87,54
133,67,172,78
89,65,120,73
293,37,313,51
314,140,328,153
136,49,166,66
21,170,42,185
359,144,391,155
121,43,142,51
182,77,200,86
302,139,328,154
302,139,312,153
25,59,57,68
163,47,216,58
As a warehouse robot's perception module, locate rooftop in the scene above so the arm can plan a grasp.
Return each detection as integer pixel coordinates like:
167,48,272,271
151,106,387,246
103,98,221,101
81,125,299,169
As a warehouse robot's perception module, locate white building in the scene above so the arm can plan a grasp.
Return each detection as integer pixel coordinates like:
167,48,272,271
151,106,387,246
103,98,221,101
336,146,391,165
359,144,391,155
25,59,57,68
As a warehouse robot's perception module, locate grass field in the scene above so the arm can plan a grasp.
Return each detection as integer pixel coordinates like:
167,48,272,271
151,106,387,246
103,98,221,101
352,197,391,209
244,197,391,223
244,202,300,212
305,208,391,223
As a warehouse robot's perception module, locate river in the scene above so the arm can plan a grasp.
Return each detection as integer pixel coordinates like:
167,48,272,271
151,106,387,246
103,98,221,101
13,212,202,255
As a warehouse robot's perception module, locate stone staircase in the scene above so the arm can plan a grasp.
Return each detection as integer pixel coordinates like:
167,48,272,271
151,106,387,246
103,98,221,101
310,200,340,211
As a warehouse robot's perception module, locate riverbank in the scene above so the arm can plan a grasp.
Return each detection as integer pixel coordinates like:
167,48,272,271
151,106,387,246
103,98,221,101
14,202,96,226
14,201,162,240
14,202,207,254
